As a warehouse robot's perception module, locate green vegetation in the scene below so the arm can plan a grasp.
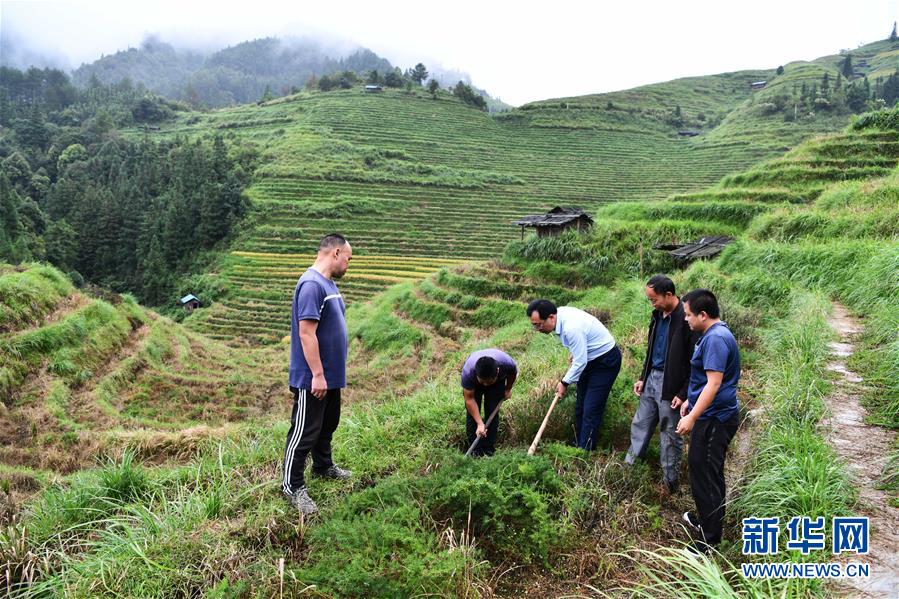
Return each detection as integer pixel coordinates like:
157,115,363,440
1,37,896,596
0,66,255,309
111,39,887,345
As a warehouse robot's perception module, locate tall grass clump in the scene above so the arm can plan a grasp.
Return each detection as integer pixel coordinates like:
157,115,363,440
732,290,855,524
850,104,899,131
0,264,74,333
503,231,612,286
603,546,805,598
719,240,898,427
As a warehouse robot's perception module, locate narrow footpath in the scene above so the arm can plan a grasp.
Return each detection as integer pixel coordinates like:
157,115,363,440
823,303,898,598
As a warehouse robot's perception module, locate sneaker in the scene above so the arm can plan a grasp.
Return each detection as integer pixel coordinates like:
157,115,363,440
284,487,318,514
313,464,352,480
682,511,702,533
685,541,712,557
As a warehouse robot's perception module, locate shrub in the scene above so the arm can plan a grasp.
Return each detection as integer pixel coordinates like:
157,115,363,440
421,451,565,562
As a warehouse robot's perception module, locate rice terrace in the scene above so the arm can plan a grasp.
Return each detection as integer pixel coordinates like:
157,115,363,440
1,4,898,597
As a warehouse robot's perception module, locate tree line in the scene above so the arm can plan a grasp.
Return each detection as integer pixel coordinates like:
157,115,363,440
301,62,487,110
1,66,254,307
761,60,899,120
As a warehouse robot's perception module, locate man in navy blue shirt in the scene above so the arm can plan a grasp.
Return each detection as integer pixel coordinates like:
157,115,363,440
676,289,741,551
282,234,353,515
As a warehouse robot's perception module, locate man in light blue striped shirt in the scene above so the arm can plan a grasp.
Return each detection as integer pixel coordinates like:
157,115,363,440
527,299,622,450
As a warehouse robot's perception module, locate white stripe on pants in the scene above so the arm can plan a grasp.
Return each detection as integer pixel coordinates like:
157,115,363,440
282,389,306,493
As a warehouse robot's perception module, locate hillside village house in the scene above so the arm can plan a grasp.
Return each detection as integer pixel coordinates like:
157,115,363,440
513,206,594,240
180,294,201,312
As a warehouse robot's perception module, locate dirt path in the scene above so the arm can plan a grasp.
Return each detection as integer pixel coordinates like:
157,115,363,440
823,303,898,599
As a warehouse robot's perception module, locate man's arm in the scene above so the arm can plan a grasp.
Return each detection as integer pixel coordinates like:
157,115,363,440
673,327,701,407
463,388,486,437
299,319,328,399
558,330,588,396
504,371,517,399
676,370,722,434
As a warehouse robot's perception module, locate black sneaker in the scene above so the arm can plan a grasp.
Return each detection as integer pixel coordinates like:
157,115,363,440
283,487,318,514
313,464,352,480
685,540,712,557
682,511,702,533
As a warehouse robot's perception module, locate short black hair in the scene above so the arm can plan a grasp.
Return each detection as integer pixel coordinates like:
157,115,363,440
646,274,676,296
682,289,720,319
474,356,498,380
319,233,348,251
526,299,557,319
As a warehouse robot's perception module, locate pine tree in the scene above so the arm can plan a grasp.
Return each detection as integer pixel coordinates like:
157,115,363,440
841,55,854,79
0,174,23,261
890,21,897,41
411,63,429,85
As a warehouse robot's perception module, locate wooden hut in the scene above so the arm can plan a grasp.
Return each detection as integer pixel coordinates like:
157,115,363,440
180,293,201,312
513,206,594,240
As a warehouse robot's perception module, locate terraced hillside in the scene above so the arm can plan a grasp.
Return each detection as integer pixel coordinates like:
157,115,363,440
160,88,772,344
140,66,892,345
0,264,285,514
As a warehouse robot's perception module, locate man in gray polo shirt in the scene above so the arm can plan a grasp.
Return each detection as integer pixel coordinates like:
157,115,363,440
282,234,353,515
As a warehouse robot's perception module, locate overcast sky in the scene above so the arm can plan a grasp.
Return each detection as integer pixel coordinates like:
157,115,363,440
2,0,897,105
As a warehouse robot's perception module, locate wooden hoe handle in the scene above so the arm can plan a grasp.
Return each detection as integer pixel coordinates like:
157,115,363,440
527,392,563,456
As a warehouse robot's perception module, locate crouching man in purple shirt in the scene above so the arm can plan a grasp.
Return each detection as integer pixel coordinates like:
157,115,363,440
461,349,518,456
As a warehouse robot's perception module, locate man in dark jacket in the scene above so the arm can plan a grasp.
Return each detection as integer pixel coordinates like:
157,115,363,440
625,275,697,495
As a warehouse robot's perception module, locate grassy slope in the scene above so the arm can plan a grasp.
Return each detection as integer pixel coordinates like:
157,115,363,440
0,264,286,518
136,40,899,346
5,105,896,596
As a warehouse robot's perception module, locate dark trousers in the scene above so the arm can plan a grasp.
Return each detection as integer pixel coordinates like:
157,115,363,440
465,382,504,456
282,387,341,494
688,413,740,545
574,346,622,450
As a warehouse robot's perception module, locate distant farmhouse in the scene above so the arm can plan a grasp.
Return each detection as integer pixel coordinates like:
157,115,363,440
513,206,594,240
750,81,767,90
180,294,201,312
364,85,383,93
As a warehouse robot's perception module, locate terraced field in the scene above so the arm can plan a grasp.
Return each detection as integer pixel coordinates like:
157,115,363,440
167,95,814,344
190,251,464,344
144,40,896,345
0,263,284,509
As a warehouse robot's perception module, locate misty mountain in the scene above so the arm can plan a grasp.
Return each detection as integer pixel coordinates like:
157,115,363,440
70,36,393,107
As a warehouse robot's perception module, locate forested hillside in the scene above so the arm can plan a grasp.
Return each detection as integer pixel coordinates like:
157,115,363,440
1,66,255,307
70,36,394,107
